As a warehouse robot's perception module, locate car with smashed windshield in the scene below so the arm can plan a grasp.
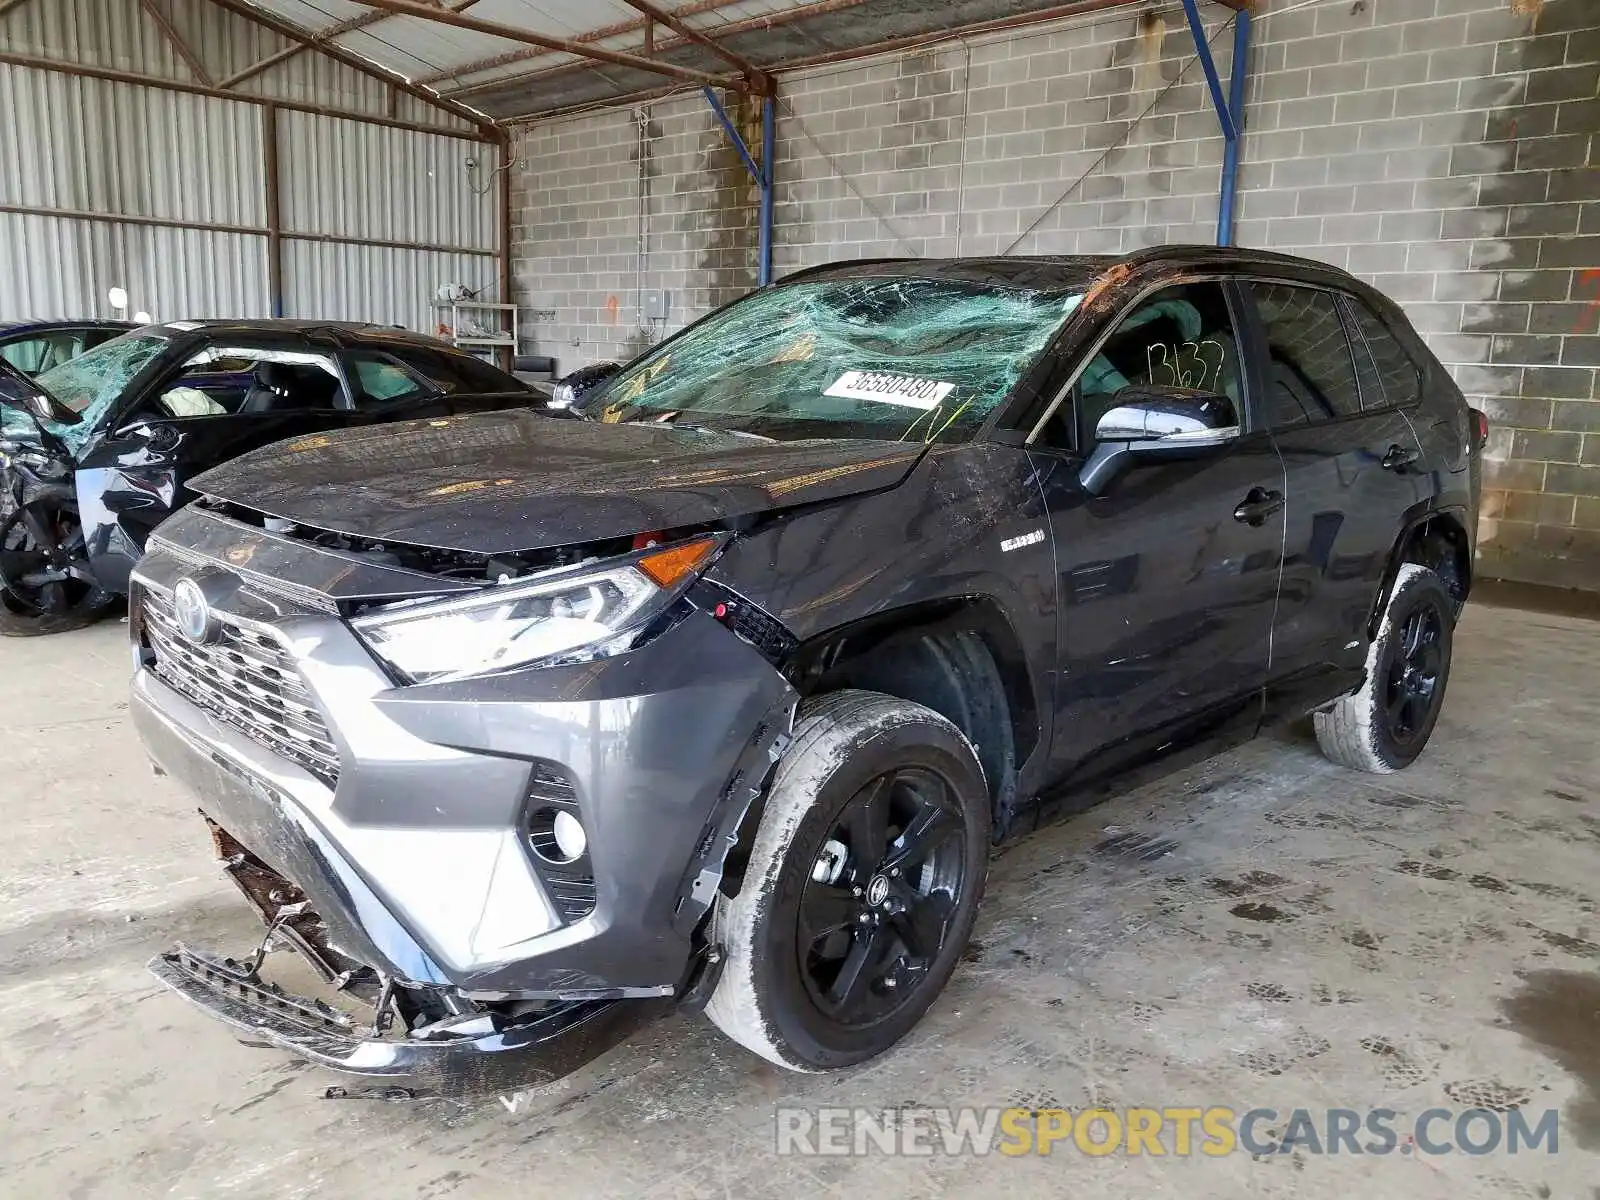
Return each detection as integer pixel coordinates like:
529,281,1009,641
0,320,540,633
129,248,1481,1093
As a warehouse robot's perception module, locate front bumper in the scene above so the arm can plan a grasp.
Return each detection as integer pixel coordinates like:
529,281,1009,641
149,944,668,1096
131,523,797,1003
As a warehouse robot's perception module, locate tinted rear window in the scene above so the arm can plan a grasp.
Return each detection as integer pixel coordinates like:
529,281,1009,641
1347,299,1422,410
1251,283,1363,428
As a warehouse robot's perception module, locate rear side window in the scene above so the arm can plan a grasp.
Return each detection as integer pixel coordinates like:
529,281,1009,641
391,346,518,394
1346,299,1422,410
1250,283,1363,428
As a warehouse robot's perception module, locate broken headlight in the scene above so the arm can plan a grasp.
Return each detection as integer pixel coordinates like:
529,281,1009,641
352,536,721,684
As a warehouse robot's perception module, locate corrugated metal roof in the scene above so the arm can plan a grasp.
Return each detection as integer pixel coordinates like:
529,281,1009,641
203,0,1145,121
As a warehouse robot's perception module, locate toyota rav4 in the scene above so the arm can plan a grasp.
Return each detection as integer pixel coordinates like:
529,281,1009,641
130,247,1482,1094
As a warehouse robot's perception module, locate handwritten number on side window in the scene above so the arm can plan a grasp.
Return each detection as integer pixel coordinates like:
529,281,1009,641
1144,339,1226,391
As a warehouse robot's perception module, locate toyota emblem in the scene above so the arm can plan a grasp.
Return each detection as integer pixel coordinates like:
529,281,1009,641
172,577,216,645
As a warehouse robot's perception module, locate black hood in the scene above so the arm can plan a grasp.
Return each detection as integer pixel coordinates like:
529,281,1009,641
190,409,925,554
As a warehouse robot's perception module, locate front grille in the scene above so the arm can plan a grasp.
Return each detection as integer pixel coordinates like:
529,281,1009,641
142,587,341,786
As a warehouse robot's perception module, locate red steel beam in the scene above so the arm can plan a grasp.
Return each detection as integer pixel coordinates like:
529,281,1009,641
0,49,491,140
618,0,765,85
414,0,747,86
205,0,496,134
220,0,480,90
350,0,736,88
139,0,216,87
488,0,1144,117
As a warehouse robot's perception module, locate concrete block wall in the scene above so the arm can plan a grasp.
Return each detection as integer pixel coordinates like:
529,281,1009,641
509,0,1600,590
1236,0,1600,589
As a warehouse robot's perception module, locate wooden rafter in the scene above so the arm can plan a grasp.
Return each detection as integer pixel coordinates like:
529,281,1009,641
203,0,496,134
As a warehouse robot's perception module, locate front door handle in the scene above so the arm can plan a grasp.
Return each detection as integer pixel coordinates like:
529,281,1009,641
1381,444,1420,471
1233,487,1285,526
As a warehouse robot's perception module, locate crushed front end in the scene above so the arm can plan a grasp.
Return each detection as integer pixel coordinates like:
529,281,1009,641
132,504,796,1095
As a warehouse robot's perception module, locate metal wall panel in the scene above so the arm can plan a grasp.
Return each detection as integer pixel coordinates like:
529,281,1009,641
282,240,498,335
0,213,270,321
0,5,497,328
278,112,497,247
0,0,186,77
0,65,264,225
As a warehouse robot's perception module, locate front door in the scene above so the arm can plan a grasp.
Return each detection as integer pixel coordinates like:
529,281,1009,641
1029,280,1287,786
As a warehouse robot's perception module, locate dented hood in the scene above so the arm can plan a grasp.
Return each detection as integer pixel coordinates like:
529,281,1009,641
189,409,924,554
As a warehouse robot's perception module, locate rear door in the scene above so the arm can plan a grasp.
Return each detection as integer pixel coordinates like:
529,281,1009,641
1029,279,1287,786
1240,279,1426,712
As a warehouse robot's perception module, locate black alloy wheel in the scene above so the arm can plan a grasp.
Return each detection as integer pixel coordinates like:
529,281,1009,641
0,501,119,634
797,766,967,1028
1382,602,1445,747
0,503,92,616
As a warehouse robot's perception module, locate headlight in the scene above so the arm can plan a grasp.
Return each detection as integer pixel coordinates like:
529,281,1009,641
352,536,721,684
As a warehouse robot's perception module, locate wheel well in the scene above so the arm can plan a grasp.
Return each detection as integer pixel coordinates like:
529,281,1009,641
783,599,1035,832
1372,512,1472,633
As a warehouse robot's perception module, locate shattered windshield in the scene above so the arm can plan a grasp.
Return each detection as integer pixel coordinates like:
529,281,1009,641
591,278,1083,443
0,332,170,452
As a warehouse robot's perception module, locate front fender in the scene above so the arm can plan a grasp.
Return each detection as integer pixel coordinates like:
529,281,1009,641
706,443,1059,783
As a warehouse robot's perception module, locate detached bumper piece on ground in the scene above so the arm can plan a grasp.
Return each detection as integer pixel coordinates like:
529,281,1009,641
150,945,662,1098
147,822,667,1097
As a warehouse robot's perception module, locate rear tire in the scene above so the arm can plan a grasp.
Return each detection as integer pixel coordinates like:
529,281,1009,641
1314,563,1453,773
704,690,989,1072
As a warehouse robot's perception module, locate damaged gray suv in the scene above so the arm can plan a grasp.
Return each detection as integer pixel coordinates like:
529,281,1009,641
134,248,1482,1094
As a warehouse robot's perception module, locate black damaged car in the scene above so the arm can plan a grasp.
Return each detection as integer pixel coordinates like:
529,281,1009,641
130,248,1483,1093
0,321,540,634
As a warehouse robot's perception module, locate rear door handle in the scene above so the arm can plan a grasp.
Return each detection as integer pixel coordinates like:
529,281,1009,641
1381,444,1420,471
1233,487,1285,526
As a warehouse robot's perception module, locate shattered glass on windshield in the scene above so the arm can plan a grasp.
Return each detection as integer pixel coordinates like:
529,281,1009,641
591,279,1083,443
0,333,169,454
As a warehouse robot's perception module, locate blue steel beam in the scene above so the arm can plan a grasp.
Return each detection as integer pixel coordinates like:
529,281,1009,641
1216,9,1252,246
701,85,774,286
1180,0,1238,144
759,93,775,287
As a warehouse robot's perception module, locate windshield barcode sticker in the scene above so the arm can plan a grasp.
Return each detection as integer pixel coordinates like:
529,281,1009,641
824,371,955,410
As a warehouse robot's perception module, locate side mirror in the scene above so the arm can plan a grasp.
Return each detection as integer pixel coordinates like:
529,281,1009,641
1079,385,1238,495
550,361,621,411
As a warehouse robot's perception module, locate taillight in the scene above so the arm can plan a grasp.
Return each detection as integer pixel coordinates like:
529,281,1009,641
1469,407,1489,449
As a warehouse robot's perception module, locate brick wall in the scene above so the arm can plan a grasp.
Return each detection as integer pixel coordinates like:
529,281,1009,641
509,0,1600,590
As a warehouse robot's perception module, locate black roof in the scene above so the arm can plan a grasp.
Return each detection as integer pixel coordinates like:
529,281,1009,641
0,318,138,336
136,319,458,349
781,245,1367,294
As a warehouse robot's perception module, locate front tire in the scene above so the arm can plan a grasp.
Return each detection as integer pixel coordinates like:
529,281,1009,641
704,690,990,1072
1314,563,1454,773
0,502,120,637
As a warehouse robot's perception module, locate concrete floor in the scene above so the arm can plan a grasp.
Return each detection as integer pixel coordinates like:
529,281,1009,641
2,601,1597,1199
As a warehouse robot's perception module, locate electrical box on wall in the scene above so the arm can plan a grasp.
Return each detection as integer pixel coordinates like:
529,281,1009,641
644,290,671,321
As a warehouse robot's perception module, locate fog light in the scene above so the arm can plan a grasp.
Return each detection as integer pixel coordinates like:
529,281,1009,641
552,810,587,862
